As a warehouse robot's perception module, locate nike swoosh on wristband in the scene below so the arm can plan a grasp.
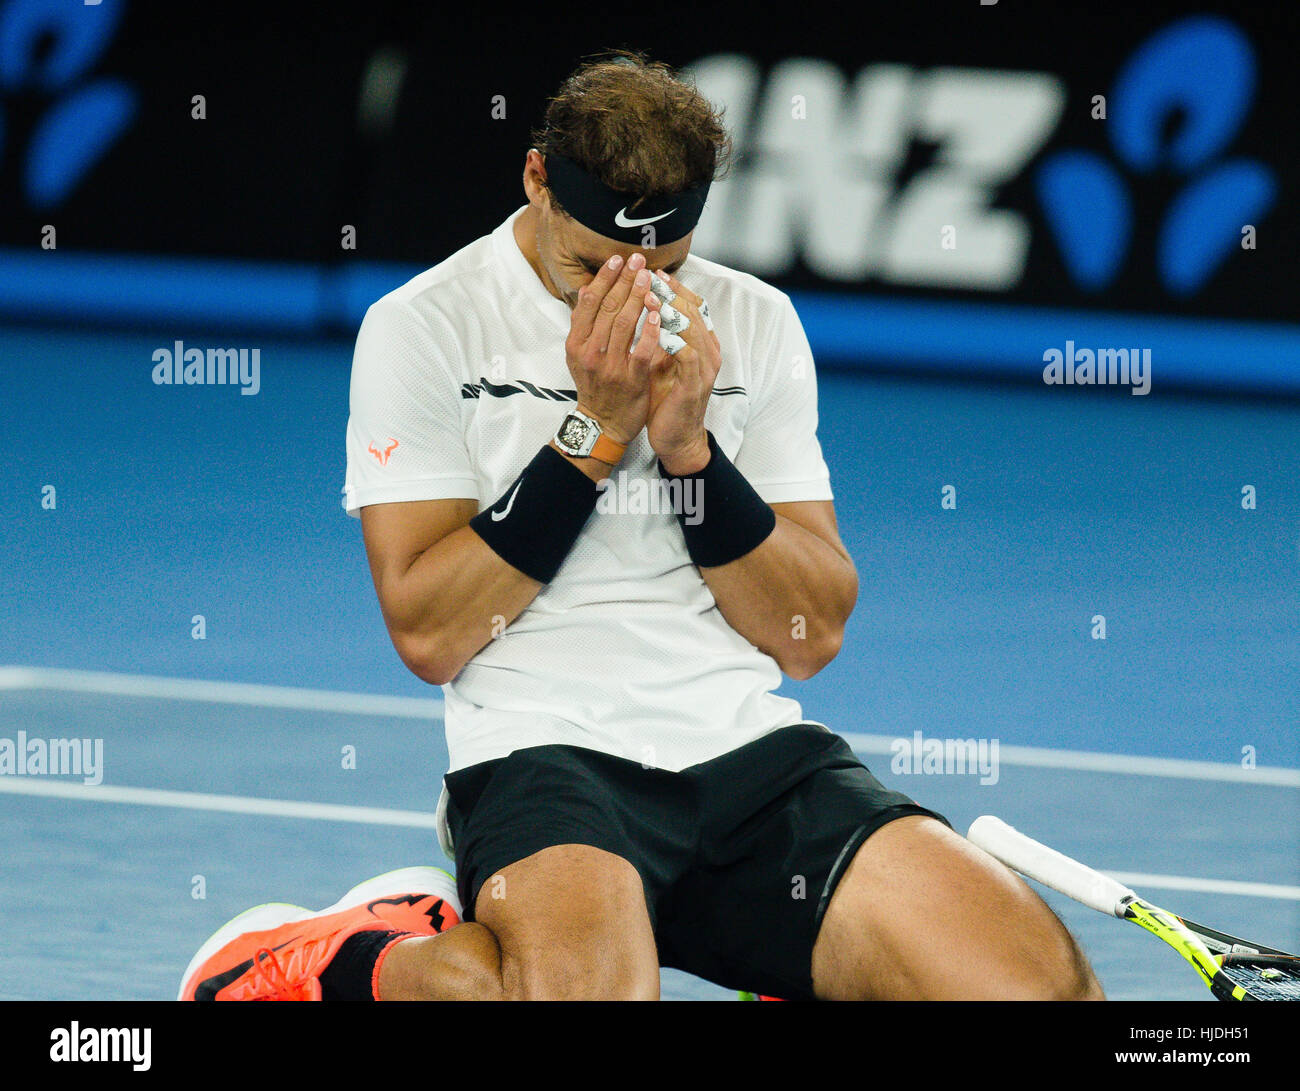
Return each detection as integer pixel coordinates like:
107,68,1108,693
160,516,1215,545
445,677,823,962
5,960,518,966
491,479,523,521
614,207,677,228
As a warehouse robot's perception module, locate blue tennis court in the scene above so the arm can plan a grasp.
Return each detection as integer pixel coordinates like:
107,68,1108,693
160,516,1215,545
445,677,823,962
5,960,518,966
2,324,1296,1000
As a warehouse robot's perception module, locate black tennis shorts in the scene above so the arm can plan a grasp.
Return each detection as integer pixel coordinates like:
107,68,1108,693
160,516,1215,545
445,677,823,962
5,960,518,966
442,722,950,1000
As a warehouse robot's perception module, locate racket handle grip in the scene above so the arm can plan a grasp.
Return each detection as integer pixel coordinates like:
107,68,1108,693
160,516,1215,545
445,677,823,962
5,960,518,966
968,815,1136,918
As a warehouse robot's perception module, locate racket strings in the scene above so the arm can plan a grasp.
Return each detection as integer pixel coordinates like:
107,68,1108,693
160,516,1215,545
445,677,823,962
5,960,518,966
1219,956,1300,1001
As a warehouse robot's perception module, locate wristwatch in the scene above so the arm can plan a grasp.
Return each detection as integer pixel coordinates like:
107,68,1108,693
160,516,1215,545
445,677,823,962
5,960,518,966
554,408,627,464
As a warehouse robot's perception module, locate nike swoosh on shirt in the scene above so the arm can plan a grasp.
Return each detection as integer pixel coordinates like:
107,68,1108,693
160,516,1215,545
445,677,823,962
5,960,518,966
491,479,523,521
614,207,677,228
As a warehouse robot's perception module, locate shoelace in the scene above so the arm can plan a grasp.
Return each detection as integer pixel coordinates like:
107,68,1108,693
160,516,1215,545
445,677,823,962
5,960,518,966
249,943,322,1001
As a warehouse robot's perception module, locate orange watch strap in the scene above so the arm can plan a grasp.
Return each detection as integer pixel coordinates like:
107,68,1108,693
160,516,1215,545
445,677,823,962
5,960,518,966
590,432,626,465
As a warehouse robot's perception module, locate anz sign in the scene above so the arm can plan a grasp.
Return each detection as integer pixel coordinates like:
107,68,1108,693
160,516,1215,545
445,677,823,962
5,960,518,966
685,16,1276,301
0,0,136,210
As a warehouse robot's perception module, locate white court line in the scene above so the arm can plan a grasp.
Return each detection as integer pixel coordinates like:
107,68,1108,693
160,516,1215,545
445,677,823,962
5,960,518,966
1106,872,1300,902
2,776,1296,902
0,775,440,829
1,666,1295,786
0,665,443,720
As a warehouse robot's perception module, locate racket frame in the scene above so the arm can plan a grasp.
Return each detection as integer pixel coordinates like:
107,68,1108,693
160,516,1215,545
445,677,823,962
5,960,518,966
968,815,1298,1002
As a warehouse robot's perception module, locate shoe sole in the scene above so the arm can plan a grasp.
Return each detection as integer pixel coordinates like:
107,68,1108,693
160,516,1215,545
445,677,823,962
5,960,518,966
177,866,461,1001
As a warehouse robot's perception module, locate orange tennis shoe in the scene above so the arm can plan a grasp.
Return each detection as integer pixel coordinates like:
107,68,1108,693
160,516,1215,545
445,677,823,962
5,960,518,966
178,866,461,1001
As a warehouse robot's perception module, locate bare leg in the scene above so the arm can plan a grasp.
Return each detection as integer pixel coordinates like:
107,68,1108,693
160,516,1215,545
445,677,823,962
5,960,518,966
378,844,660,1000
812,816,1104,1000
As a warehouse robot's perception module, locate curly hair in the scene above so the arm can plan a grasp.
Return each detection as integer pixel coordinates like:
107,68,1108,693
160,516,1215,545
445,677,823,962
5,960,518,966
530,49,733,213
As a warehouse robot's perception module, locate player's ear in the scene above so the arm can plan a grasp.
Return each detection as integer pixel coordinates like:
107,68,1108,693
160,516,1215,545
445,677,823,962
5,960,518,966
523,149,549,206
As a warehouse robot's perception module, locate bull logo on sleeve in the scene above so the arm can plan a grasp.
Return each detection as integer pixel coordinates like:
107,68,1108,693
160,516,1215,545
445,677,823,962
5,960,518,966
367,437,399,465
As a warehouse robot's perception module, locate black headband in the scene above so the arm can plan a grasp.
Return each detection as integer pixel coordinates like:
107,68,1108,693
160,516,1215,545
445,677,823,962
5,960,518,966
542,151,711,245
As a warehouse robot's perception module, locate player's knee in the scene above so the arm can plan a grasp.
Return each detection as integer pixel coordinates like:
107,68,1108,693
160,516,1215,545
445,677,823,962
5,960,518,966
1003,924,1104,1001
1051,938,1105,1000
508,950,659,1000
1015,962,1104,1001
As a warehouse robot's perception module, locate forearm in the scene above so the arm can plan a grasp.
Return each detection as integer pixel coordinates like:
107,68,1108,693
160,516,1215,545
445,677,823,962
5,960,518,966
380,524,543,685
699,515,858,680
380,443,608,684
659,433,856,681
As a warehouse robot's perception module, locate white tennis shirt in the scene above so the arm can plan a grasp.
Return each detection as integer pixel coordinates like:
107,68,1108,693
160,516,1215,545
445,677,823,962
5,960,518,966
344,206,834,773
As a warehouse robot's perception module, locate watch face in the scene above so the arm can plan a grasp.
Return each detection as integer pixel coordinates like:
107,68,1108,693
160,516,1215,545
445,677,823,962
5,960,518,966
558,414,593,451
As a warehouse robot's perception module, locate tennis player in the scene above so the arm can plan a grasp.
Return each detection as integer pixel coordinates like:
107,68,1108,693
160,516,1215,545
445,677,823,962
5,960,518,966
182,52,1103,1001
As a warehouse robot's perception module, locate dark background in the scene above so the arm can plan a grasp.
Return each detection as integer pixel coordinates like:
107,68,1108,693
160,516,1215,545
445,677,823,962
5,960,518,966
1,0,1295,330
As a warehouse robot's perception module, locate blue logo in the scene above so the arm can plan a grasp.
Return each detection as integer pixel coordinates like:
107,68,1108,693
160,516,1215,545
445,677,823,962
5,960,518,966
0,0,137,210
1036,16,1277,297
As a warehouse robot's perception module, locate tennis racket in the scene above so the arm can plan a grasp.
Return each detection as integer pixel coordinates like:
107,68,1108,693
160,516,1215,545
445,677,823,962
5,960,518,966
968,815,1300,1001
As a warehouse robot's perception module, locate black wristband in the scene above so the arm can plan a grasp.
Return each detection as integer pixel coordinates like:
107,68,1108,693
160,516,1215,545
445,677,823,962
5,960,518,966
659,432,776,567
470,445,599,583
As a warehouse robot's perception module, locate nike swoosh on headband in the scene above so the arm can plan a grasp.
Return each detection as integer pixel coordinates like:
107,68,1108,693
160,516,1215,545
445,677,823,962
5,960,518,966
614,207,677,228
491,479,523,521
